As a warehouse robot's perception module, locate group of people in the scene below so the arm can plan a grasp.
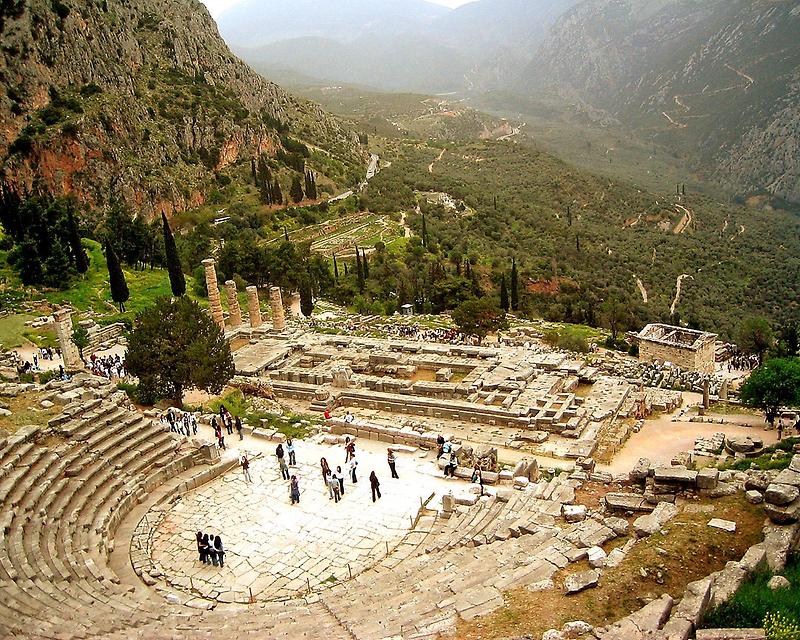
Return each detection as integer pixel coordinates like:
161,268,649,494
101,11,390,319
161,409,198,437
196,532,225,567
727,352,761,372
212,404,244,450
379,323,466,344
89,353,125,379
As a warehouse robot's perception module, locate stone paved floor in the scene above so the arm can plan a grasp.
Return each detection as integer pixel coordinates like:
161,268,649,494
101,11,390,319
150,436,456,602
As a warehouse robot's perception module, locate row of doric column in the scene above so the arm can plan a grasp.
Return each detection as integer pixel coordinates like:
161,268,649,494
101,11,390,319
202,258,285,332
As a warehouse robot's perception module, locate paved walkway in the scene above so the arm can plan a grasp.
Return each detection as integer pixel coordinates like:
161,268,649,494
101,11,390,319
149,432,460,602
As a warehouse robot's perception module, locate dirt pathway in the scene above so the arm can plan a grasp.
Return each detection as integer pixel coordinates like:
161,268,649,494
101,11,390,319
724,63,755,86
633,275,648,303
670,274,693,316
662,112,687,128
673,204,693,234
428,148,446,174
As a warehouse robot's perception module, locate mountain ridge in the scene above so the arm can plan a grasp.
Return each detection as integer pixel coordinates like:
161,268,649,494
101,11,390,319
0,0,364,218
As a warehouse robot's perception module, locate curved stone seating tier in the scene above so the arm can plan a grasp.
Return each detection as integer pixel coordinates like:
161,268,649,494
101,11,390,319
0,383,198,639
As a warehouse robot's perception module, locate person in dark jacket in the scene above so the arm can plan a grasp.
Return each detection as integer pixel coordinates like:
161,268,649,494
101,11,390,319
370,471,381,502
196,531,205,563
214,535,224,568
235,415,243,440
201,533,212,565
289,475,300,505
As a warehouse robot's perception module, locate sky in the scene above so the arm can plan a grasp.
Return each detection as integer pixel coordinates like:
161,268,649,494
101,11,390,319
200,0,474,18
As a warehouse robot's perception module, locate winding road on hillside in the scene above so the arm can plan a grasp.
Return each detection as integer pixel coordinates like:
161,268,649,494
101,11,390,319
428,148,446,174
670,274,694,316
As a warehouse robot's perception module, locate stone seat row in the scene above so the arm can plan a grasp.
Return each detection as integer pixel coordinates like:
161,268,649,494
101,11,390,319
0,389,191,638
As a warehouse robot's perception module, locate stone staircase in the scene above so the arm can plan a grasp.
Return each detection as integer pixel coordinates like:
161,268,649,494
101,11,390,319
0,382,194,638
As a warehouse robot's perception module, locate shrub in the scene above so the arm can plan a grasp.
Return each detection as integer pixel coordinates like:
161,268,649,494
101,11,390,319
764,611,800,640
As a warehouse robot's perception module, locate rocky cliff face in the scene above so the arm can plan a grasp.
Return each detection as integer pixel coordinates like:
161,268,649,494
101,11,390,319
526,0,800,203
0,0,363,217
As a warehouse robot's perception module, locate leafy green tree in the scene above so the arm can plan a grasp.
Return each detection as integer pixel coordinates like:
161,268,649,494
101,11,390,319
105,241,129,312
453,297,508,345
739,357,800,426
162,213,186,296
71,325,89,363
599,297,631,342
737,317,774,363
290,175,304,203
126,297,234,407
510,258,519,311
499,274,509,311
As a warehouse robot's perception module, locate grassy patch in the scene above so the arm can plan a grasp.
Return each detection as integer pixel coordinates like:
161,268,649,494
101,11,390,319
702,554,800,630
719,438,800,472
0,314,38,349
457,495,764,640
0,392,61,436
205,389,315,439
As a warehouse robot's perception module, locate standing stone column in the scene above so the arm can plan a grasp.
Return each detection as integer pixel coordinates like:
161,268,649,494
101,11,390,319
246,286,262,328
54,308,82,369
202,259,225,330
269,286,286,331
702,379,710,410
224,280,242,328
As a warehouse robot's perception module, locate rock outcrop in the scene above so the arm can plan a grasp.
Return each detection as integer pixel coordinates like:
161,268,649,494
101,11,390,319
0,0,363,217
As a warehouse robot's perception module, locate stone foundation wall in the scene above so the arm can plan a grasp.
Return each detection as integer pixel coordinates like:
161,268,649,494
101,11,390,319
639,340,714,373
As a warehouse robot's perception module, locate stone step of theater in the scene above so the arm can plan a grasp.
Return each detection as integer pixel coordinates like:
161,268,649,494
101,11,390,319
0,374,634,640
0,375,204,639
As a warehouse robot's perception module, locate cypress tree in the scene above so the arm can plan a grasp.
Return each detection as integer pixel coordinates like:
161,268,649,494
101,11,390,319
500,274,509,311
305,170,317,200
510,258,519,311
105,241,129,312
290,175,304,203
162,213,185,296
362,249,370,280
273,178,283,205
67,208,88,273
299,277,314,317
344,262,349,276
250,158,257,185
355,247,365,292
284,227,289,241
567,205,572,227
421,211,428,247
333,254,339,280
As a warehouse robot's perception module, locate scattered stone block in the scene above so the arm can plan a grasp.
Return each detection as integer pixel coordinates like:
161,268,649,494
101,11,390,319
564,570,599,594
695,630,765,640
634,501,678,537
562,505,587,523
586,546,607,568
764,483,799,506
697,468,719,490
745,490,763,504
708,518,736,533
767,575,790,590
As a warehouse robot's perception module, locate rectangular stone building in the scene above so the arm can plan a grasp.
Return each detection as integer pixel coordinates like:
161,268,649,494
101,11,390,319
636,324,717,373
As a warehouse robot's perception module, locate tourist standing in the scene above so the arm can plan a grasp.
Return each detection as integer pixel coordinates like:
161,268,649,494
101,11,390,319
321,457,331,486
778,418,784,441
444,451,458,478
214,535,225,568
226,415,233,436
349,456,358,483
287,438,296,466
471,465,484,496
289,475,300,504
201,533,212,565
235,416,243,440
344,437,356,463
329,470,341,503
196,531,205,563
279,455,290,481
336,465,345,495
370,471,381,502
387,449,399,479
241,454,252,483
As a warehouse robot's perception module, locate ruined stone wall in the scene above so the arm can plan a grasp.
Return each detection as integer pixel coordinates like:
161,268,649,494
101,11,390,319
639,340,714,373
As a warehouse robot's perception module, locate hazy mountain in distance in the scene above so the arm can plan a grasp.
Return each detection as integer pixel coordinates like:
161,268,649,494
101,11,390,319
216,0,449,48
525,0,800,203
225,0,579,93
